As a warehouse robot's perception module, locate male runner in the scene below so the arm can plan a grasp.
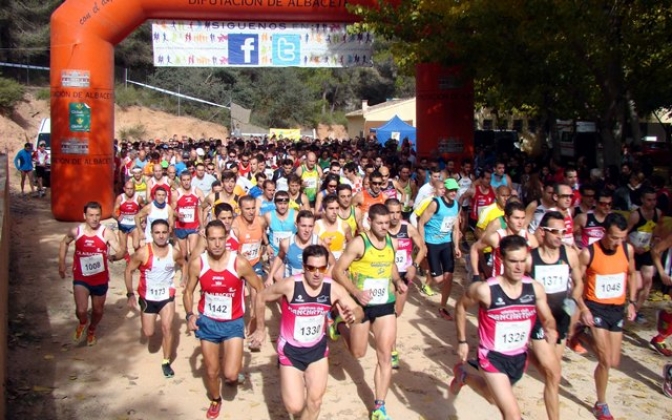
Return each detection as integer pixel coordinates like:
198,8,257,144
58,201,125,346
172,171,206,260
125,219,186,378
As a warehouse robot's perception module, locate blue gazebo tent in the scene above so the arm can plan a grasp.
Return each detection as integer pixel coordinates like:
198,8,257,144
373,115,416,148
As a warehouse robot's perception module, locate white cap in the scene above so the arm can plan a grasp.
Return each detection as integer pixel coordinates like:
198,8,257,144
196,148,205,156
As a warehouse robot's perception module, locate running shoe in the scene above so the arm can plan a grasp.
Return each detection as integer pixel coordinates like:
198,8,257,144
162,362,175,378
206,398,222,419
327,313,342,341
86,330,97,347
370,403,391,420
592,402,614,420
73,323,87,342
650,338,672,357
438,308,454,321
419,284,437,297
449,363,467,395
568,330,588,355
635,312,647,325
391,351,399,370
663,363,672,398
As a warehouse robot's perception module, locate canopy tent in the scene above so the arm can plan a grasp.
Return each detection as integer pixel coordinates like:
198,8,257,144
372,115,416,148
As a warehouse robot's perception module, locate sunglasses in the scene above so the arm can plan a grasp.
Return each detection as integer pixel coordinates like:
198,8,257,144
304,264,328,274
541,227,567,235
327,184,337,188
598,201,613,207
557,194,573,199
275,198,289,203
371,182,383,186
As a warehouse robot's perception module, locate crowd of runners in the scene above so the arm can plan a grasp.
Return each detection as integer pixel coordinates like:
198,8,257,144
54,134,672,420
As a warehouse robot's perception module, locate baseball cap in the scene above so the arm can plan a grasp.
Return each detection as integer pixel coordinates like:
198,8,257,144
196,147,205,156
444,178,459,190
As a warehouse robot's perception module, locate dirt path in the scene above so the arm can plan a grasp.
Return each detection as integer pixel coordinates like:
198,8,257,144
5,172,672,419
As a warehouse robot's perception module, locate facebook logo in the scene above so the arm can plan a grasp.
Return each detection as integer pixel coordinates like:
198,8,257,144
229,34,258,65
272,34,301,66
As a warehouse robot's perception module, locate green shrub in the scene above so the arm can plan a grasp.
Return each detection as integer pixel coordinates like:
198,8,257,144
117,123,147,141
0,77,26,112
35,87,50,101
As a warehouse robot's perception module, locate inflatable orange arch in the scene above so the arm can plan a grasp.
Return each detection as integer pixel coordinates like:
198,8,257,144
50,0,473,221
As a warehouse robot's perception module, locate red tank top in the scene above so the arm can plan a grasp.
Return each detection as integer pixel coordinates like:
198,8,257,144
491,229,529,277
73,225,109,285
118,194,141,226
174,188,200,230
471,186,495,221
197,253,245,321
149,177,172,204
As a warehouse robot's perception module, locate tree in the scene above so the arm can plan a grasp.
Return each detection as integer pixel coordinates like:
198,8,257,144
353,0,672,166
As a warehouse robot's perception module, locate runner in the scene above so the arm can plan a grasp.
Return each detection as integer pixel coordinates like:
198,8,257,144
314,194,352,260
147,163,172,204
459,168,495,233
336,184,361,236
255,179,277,216
525,182,555,234
526,211,583,420
452,235,557,420
287,174,311,212
231,195,269,278
386,198,426,369
573,190,612,249
264,190,297,261
113,180,142,254
572,213,637,420
14,142,35,196
626,187,661,323
331,203,407,420
267,210,333,285
58,201,126,346
33,141,49,197
650,232,672,356
130,166,148,198
124,219,186,378
296,152,323,207
184,220,265,420
548,183,576,247
417,179,462,320
172,171,206,260
470,201,539,281
134,187,174,249
353,171,388,216
253,245,362,420
393,163,417,220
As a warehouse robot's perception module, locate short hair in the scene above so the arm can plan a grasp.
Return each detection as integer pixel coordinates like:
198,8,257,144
595,189,612,201
385,198,402,208
323,194,338,207
214,202,234,217
368,203,389,220
603,213,627,232
205,220,227,237
255,172,267,182
221,170,236,181
154,186,168,195
500,235,528,259
343,162,358,173
180,170,192,179
336,184,352,194
302,244,329,264
238,195,256,207
274,190,289,200
150,219,170,231
296,209,316,224
504,201,526,217
369,170,383,181
579,183,595,194
564,166,577,176
288,174,302,185
553,182,571,195
83,201,102,214
640,187,656,197
539,211,565,228
262,179,276,189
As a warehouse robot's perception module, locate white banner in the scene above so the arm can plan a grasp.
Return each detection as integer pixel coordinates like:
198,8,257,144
152,21,373,68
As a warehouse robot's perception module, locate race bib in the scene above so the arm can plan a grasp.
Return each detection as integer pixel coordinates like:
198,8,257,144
494,320,531,353
534,264,569,295
80,254,104,276
440,216,455,233
181,208,195,223
363,278,389,305
146,285,170,301
120,214,135,225
204,294,232,320
272,231,292,248
304,177,317,189
395,250,408,271
241,242,261,260
595,273,625,300
293,315,325,343
629,231,652,249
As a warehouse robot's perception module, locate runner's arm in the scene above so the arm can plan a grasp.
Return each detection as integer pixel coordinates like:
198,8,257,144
524,200,537,229
626,243,637,320
417,200,438,242
332,236,366,298
58,228,77,278
105,228,125,261
113,196,122,222
455,282,488,361
124,248,145,307
469,235,493,277
254,277,293,341
652,236,672,286
183,258,201,330
566,246,585,304
330,280,364,324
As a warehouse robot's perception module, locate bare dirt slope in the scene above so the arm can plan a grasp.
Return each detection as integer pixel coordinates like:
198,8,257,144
0,92,347,160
